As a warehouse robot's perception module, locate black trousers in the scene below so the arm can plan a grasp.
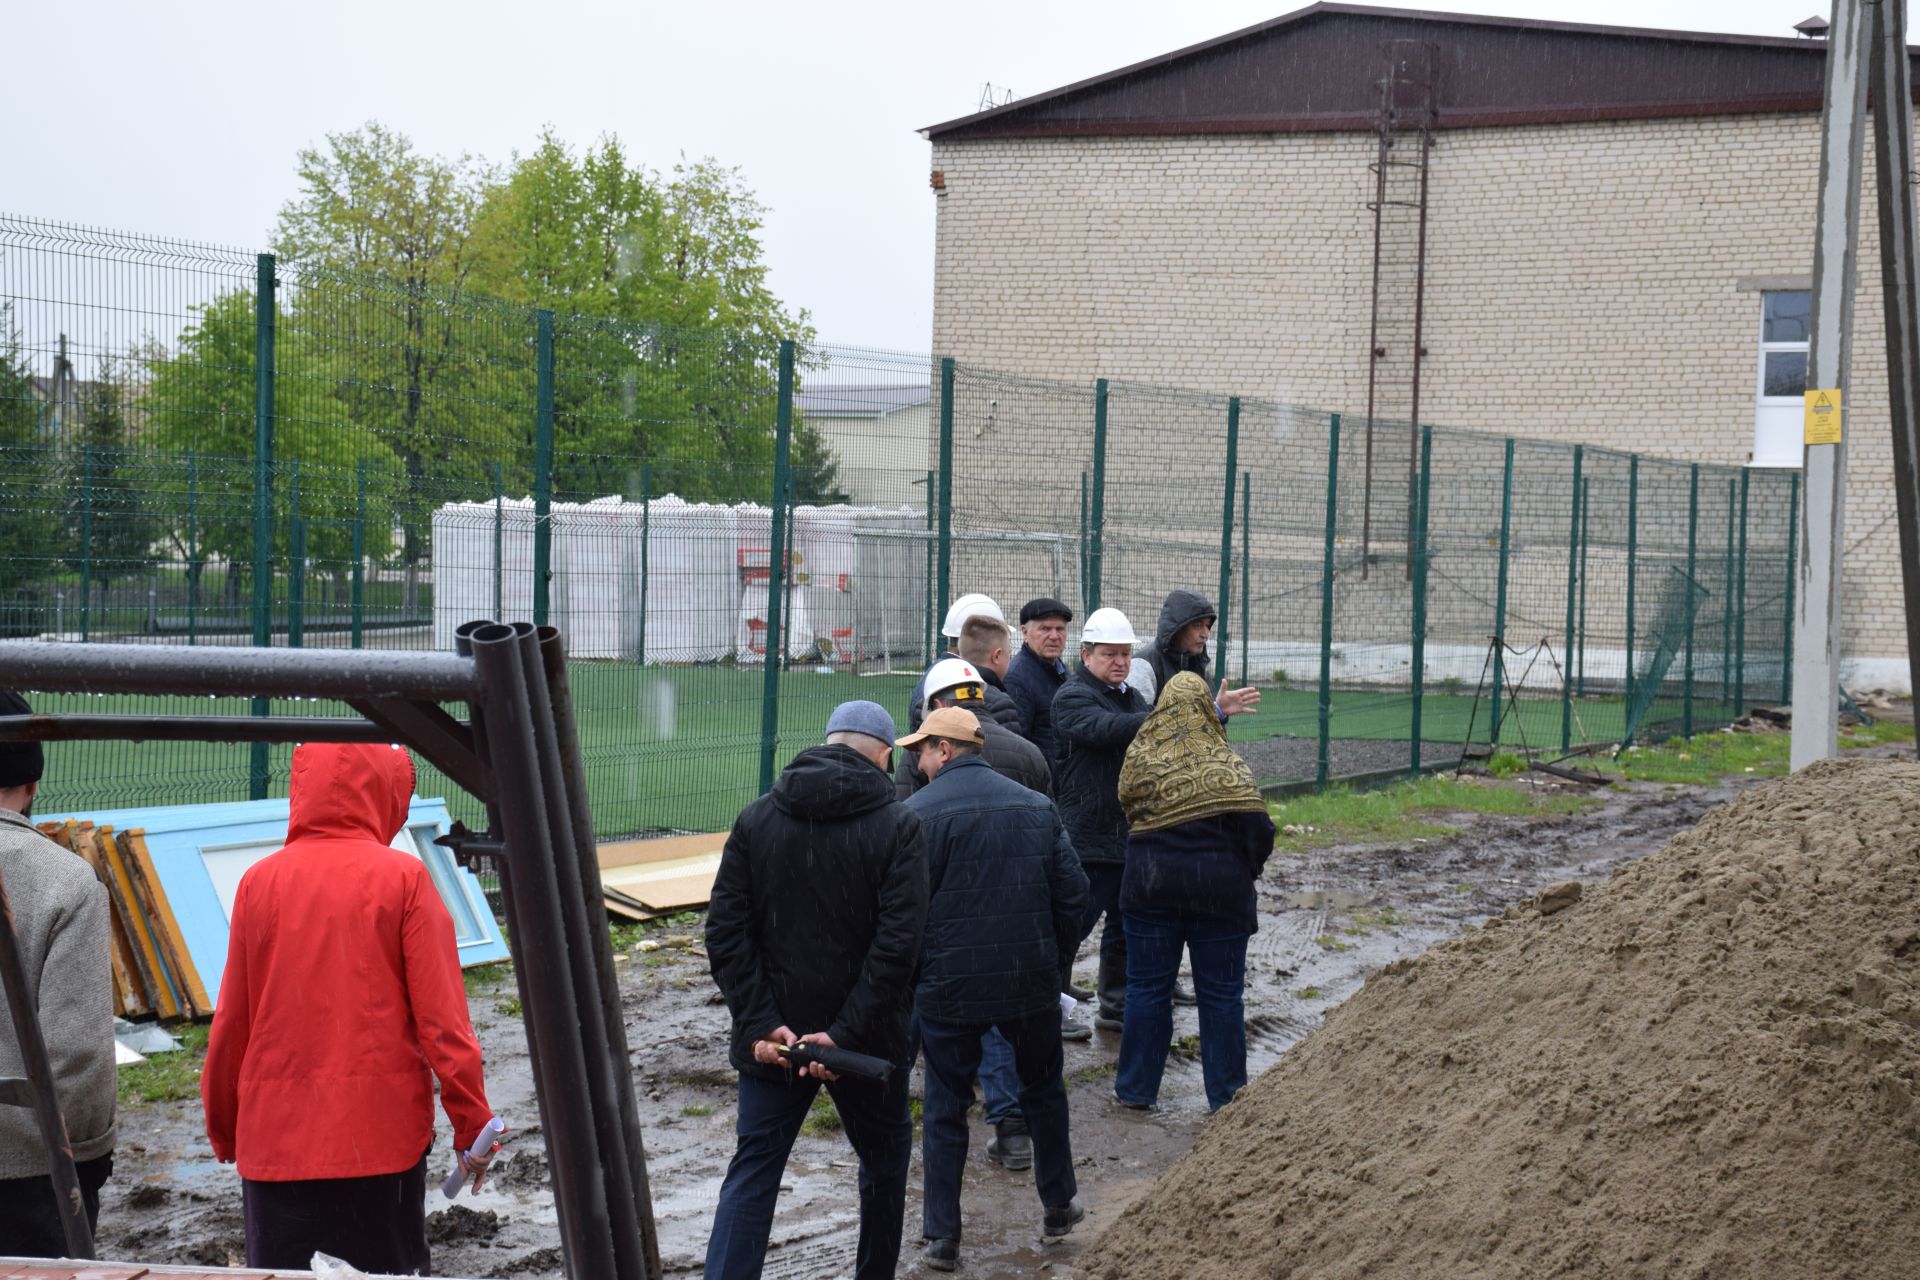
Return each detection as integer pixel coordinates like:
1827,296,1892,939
243,1149,431,1275
0,1154,112,1258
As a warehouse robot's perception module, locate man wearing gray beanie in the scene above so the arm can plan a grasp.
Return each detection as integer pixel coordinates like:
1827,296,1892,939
703,701,927,1280
0,690,117,1256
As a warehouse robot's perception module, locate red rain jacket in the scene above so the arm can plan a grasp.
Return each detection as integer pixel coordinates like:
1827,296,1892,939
201,742,492,1179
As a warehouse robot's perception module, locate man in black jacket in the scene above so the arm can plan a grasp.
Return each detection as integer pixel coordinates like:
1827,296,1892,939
894,659,1050,799
704,701,928,1280
899,707,1088,1272
1005,597,1072,762
1051,607,1151,1031
1130,589,1261,718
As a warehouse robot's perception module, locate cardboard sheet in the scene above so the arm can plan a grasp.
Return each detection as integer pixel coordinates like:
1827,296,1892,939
596,832,724,913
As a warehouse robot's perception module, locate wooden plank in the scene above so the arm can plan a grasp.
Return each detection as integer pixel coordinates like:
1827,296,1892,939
595,830,727,871
50,819,147,1017
88,824,182,1022
117,830,213,1018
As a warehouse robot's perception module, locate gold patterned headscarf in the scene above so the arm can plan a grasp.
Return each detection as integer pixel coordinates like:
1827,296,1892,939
1119,671,1268,835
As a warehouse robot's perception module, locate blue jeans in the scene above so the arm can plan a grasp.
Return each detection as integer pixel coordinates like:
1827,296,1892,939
979,1028,1021,1126
918,1008,1078,1242
704,1068,912,1280
1115,910,1250,1111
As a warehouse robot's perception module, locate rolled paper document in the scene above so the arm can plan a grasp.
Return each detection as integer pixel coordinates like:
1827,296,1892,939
442,1117,506,1199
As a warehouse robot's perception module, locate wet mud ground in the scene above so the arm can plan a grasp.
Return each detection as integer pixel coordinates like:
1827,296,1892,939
93,755,1859,1278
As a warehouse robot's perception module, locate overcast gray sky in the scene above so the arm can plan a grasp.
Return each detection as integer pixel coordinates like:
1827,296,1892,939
4,1,1837,351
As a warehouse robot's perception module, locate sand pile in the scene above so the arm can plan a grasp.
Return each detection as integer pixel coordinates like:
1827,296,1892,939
1084,759,1920,1279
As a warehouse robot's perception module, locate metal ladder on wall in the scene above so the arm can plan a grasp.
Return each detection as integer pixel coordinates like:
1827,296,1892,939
1361,40,1437,579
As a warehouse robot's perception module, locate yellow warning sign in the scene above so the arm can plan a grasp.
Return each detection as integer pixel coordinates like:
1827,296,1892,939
1805,389,1843,445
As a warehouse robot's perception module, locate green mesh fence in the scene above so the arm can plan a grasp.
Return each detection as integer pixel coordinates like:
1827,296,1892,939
0,212,1801,840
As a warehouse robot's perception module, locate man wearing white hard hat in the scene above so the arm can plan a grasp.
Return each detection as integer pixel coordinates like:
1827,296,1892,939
906,595,1020,735
1048,607,1153,1032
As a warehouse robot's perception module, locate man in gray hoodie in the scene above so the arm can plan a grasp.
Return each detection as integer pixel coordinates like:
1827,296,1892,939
0,689,116,1256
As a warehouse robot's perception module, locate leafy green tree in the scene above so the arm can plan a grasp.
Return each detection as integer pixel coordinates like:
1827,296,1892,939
145,290,403,612
0,306,61,624
469,134,818,503
60,361,160,593
273,123,513,591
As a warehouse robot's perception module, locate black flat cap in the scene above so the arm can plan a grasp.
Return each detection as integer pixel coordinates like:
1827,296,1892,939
1019,597,1073,625
0,690,43,789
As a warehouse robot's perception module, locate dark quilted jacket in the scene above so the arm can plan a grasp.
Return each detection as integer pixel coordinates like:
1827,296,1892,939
904,756,1087,1025
1050,663,1151,865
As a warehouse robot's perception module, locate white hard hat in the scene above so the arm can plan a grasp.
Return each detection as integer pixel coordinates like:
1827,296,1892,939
1079,607,1138,647
921,658,987,710
941,592,1007,639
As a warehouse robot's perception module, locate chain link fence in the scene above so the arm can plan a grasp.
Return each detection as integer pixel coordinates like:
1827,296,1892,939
1,213,1796,838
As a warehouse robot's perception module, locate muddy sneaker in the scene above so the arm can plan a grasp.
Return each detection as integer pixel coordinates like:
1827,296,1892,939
1111,1089,1159,1114
1042,1197,1087,1237
1172,979,1197,1006
987,1123,1033,1171
1093,1007,1124,1032
1060,1016,1093,1042
924,1238,960,1271
1066,981,1096,1002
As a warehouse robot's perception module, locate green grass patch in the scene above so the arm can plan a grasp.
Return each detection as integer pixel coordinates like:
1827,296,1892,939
1067,1061,1118,1088
493,996,522,1017
681,1104,714,1118
1296,986,1324,1000
801,1095,842,1137
1269,774,1596,853
1169,1034,1202,1061
117,1024,210,1106
463,961,513,993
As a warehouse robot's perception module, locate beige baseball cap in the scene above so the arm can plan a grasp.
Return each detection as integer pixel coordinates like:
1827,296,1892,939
895,705,985,748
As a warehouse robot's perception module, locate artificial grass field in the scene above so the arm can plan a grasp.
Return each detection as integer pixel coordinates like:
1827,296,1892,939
30,664,1738,836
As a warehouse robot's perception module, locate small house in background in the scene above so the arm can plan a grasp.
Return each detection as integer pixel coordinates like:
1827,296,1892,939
794,382,932,508
923,1,1920,692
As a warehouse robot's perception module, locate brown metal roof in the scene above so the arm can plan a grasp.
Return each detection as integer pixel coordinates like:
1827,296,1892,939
922,2,1918,140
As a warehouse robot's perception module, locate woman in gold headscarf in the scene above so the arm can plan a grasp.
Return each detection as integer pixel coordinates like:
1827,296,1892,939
1112,671,1276,1112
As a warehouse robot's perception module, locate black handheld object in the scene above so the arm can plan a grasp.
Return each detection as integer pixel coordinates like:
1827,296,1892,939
777,1041,892,1082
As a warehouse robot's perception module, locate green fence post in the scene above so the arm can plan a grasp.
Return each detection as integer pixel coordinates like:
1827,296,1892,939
1240,470,1251,687
1683,463,1699,738
1735,468,1750,715
187,449,199,647
758,340,796,795
782,482,798,669
1622,455,1639,746
1078,471,1089,608
1089,378,1108,613
1408,425,1434,778
1721,477,1736,712
250,253,276,801
532,309,555,627
1560,445,1583,752
1782,472,1799,704
638,463,651,665
1216,398,1241,694
350,459,366,648
1317,417,1341,788
78,444,94,643
936,358,954,619
923,468,934,663
287,461,304,649
492,461,505,623
1578,476,1591,697
1491,437,1515,747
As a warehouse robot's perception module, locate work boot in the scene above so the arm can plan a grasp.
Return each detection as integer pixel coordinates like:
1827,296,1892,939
1093,1006,1124,1032
988,1119,1033,1171
1173,978,1197,1006
1066,980,1096,1003
924,1238,960,1272
1042,1197,1087,1238
1060,1016,1092,1042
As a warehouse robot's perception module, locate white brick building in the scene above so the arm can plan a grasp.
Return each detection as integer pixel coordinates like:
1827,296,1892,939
923,3,1918,692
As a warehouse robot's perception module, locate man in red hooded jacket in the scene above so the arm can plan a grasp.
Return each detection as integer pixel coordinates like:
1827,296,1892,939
202,742,496,1274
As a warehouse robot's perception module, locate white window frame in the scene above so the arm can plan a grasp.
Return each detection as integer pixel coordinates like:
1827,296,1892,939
1752,289,1810,468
